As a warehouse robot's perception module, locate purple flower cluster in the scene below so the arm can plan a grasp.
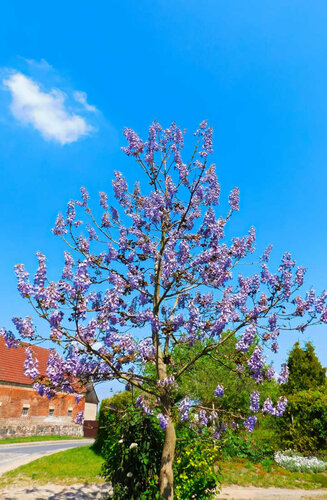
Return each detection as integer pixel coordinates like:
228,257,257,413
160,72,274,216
12,316,35,339
214,384,224,397
157,376,175,388
75,411,84,424
199,409,208,426
262,396,287,417
24,347,39,380
179,397,191,421
236,324,256,352
157,413,169,430
247,347,264,382
249,391,260,412
243,415,257,432
135,395,153,415
278,363,289,384
228,187,240,211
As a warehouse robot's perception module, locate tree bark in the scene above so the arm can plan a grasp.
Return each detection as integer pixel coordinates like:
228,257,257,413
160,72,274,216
160,417,176,500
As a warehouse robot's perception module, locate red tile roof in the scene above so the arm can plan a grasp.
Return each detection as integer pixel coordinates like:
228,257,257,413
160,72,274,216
0,337,50,385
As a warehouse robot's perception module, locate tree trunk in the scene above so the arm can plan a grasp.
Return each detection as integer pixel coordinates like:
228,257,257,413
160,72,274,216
160,418,176,499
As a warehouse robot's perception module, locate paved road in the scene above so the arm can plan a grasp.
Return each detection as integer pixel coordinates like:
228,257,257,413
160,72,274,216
0,439,94,474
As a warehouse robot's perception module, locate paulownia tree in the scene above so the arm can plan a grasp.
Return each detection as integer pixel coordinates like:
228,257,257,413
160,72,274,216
2,121,327,498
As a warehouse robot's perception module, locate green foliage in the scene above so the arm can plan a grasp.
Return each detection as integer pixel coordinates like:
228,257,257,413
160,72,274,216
101,410,163,499
174,428,221,500
276,388,327,452
219,427,274,463
96,392,222,499
148,336,279,418
283,342,326,395
93,391,134,454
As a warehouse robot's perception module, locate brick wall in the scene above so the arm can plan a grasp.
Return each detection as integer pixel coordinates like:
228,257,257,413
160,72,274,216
0,383,85,437
0,384,84,419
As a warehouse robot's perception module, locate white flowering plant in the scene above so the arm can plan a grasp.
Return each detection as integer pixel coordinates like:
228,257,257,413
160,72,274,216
274,451,327,472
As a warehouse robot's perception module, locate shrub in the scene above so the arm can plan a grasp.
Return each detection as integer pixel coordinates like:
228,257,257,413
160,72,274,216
101,410,163,499
93,391,134,454
174,437,221,500
276,389,327,452
219,427,274,463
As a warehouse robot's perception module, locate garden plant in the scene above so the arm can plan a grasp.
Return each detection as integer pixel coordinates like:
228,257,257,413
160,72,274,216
2,121,327,498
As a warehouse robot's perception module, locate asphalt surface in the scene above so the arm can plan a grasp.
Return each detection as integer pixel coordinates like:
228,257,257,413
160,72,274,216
0,439,94,473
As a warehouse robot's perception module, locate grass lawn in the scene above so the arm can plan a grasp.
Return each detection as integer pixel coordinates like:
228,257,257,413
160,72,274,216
0,446,105,488
220,458,327,490
1,447,327,491
0,435,84,444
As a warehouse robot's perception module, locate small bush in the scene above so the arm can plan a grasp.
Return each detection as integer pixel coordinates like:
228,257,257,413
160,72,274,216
276,389,327,452
101,410,163,499
93,391,134,455
220,427,274,463
174,427,221,500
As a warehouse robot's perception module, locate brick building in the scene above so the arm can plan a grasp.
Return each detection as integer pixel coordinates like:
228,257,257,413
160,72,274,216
0,337,98,438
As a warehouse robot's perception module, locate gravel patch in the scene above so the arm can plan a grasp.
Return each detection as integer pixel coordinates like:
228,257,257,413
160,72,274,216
216,486,327,499
0,483,113,499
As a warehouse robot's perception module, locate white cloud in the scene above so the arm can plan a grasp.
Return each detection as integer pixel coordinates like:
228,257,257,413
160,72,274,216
3,72,93,145
73,90,97,113
23,58,53,71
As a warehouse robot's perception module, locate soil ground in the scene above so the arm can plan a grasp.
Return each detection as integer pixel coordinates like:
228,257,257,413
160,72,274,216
0,483,326,499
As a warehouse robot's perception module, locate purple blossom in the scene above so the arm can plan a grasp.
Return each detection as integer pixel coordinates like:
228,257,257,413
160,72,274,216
34,252,47,287
271,341,278,353
75,411,84,424
157,376,175,388
262,397,275,415
236,324,256,352
12,316,35,339
261,244,273,262
278,363,289,384
122,128,144,156
179,397,191,421
74,262,91,292
243,415,257,432
112,171,129,206
0,328,19,348
247,347,264,382
101,212,111,228
265,366,275,380
99,191,108,210
214,384,224,397
275,397,288,417
138,338,155,362
24,347,39,380
15,264,33,298
268,313,277,331
66,200,76,224
62,251,74,279
295,266,306,286
135,395,153,415
52,213,67,235
157,413,169,430
199,409,208,426
228,187,240,211
249,391,260,412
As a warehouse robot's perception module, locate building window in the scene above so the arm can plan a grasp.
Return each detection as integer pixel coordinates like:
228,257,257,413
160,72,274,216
22,406,29,417
48,407,55,417
67,409,73,417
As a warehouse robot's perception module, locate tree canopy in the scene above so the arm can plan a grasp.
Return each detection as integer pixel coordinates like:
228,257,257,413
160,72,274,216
2,120,327,498
283,341,326,394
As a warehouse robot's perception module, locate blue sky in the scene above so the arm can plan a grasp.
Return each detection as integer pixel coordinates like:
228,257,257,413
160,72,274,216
1,1,327,400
